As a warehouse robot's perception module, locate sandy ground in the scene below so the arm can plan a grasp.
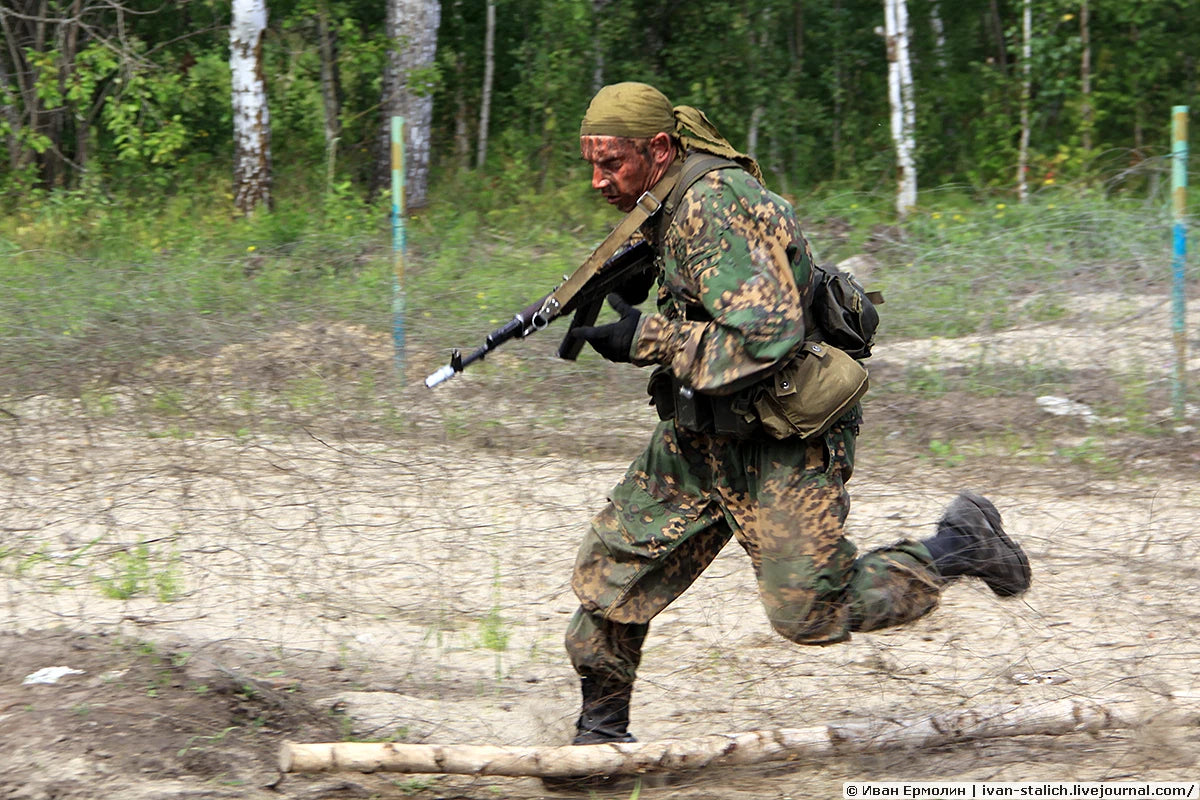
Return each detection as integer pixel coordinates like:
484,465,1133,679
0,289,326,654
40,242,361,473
1,315,1199,800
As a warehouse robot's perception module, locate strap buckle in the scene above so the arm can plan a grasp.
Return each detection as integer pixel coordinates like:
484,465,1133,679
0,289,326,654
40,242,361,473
636,190,662,216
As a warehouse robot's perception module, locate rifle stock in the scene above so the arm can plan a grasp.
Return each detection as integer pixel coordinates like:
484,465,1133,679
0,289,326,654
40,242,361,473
425,239,655,388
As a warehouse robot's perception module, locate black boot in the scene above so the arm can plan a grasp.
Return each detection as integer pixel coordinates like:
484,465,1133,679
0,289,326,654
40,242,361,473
540,678,637,792
572,676,636,745
922,491,1031,597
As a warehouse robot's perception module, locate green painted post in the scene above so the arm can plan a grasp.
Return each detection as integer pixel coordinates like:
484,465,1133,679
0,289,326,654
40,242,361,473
391,116,406,380
1171,106,1188,422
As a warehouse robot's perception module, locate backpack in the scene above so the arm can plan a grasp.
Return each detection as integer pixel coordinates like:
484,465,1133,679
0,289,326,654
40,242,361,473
658,153,883,362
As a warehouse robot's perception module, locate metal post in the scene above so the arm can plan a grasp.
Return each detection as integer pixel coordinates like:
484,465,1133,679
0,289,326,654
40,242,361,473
391,116,407,380
1171,106,1188,422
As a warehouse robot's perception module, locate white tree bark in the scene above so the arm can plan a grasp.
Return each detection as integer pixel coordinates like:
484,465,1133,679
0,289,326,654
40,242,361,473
280,697,1198,777
1080,0,1092,152
884,0,916,217
1017,0,1032,201
929,0,946,71
382,0,441,208
591,0,611,93
230,0,272,216
317,3,342,152
476,0,494,170
748,106,764,162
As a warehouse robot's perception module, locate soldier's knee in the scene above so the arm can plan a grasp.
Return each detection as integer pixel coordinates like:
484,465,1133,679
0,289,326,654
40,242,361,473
766,603,850,646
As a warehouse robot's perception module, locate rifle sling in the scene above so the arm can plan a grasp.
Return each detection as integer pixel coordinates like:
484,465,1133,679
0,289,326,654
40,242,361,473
538,162,682,323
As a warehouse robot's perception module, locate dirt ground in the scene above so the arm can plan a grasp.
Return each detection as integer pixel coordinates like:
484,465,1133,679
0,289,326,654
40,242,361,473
2,313,1199,800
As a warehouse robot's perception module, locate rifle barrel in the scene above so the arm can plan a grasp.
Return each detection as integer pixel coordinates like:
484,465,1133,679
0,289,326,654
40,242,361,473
424,304,540,388
424,243,653,389
424,363,458,388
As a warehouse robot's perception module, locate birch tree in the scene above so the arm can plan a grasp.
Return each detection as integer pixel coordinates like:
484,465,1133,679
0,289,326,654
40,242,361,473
1079,0,1092,153
929,0,946,71
1017,0,1031,201
476,0,493,170
231,0,272,216
883,0,916,216
316,1,342,154
380,0,441,208
591,0,610,93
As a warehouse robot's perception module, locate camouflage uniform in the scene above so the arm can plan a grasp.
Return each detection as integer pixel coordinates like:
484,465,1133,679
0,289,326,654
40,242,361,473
566,163,942,687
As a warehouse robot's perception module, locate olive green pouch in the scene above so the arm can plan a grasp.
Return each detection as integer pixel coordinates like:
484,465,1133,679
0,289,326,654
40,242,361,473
753,341,869,440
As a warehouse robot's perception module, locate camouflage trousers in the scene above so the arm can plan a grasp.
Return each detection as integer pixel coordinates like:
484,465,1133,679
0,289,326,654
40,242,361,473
565,417,941,686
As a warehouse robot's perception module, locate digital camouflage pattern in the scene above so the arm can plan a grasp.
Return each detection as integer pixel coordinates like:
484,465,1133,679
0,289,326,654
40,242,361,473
567,158,943,687
632,168,814,393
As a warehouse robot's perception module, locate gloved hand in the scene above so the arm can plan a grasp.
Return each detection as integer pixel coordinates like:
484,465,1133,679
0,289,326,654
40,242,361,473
569,293,641,363
613,268,657,305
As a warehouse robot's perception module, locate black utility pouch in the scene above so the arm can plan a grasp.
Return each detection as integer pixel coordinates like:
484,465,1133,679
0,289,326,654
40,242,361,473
673,386,713,432
647,368,759,436
647,367,676,422
711,391,761,437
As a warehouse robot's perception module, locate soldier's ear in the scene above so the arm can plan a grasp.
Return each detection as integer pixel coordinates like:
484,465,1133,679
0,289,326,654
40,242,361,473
648,132,675,166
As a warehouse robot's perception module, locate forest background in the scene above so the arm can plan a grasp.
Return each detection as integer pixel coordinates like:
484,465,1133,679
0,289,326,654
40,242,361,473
1,0,1197,417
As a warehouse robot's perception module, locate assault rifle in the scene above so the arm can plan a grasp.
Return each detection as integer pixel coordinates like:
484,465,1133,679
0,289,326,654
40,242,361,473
424,239,655,388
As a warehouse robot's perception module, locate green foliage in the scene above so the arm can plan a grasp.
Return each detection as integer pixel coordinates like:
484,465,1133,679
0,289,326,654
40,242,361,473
859,188,1176,341
2,0,1199,204
478,607,510,653
925,438,965,467
0,173,393,388
1055,437,1121,475
392,777,434,795
96,540,182,603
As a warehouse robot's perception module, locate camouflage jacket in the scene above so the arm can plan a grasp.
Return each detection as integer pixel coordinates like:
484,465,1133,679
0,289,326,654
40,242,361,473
631,164,816,395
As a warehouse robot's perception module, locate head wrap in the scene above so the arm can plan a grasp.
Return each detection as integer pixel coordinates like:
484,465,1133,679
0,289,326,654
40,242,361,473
580,82,763,182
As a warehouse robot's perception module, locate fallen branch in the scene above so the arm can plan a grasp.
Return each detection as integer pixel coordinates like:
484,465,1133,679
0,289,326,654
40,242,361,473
280,696,1198,778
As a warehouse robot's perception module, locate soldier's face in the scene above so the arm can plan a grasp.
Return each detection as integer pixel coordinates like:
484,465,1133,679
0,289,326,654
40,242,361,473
580,136,654,213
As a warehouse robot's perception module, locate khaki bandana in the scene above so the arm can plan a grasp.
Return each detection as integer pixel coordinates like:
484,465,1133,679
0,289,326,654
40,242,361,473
580,82,763,182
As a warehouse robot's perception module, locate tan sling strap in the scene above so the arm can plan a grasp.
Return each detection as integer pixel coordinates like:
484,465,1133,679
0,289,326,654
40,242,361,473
533,161,682,327
651,153,742,248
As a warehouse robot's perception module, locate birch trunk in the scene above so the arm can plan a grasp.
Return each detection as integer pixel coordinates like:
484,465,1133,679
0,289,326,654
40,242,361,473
1080,0,1092,153
281,697,1196,777
476,0,494,170
930,1,945,71
230,0,272,216
748,106,763,164
317,3,342,151
884,0,917,217
1017,0,1031,201
591,0,611,93
380,0,441,209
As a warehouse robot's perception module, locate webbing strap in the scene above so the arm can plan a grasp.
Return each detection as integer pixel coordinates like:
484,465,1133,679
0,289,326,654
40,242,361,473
653,153,741,245
539,162,682,323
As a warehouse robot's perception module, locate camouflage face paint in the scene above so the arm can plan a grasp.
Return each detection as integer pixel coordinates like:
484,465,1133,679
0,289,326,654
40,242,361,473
580,135,654,213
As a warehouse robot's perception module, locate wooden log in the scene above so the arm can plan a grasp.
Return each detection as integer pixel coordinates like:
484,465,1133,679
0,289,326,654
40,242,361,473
280,696,1198,778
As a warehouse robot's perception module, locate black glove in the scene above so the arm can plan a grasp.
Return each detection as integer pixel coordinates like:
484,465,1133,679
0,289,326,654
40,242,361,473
569,293,641,363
